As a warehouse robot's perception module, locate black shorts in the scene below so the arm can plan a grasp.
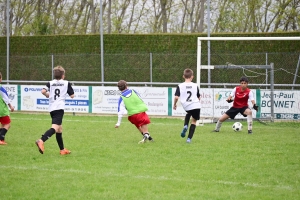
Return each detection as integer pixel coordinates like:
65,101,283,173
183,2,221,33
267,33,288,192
226,106,248,119
186,109,201,121
50,109,64,125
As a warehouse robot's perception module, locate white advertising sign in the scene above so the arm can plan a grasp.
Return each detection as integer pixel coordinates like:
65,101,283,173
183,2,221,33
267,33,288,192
20,85,89,113
92,86,119,114
91,87,168,115
260,90,300,119
132,87,168,115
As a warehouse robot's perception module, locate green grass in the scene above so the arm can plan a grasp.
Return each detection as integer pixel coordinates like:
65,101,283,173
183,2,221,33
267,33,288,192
1,113,300,200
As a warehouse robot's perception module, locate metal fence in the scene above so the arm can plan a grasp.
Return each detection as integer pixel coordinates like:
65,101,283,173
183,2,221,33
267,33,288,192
0,52,299,89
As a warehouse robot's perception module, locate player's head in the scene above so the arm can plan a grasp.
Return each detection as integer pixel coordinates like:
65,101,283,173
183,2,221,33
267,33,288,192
240,76,249,83
117,80,127,91
183,68,193,79
0,72,2,80
239,76,249,89
53,65,65,80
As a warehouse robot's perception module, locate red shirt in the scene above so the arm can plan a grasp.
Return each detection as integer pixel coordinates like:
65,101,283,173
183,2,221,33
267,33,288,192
233,86,250,108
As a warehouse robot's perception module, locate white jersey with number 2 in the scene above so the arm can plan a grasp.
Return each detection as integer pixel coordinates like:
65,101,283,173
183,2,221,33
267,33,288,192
177,82,201,111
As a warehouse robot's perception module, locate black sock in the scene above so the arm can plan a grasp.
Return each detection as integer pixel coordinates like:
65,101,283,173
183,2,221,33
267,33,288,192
0,128,8,140
184,113,192,126
41,128,55,142
187,124,196,139
56,133,64,150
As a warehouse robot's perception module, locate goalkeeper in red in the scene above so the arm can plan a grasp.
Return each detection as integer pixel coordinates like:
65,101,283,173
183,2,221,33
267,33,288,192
213,76,259,134
115,80,153,144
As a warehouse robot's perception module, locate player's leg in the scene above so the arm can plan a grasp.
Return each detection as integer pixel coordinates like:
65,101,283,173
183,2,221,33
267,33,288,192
180,113,191,138
129,112,152,144
186,109,200,143
0,116,11,145
213,108,237,132
243,108,253,134
137,126,153,141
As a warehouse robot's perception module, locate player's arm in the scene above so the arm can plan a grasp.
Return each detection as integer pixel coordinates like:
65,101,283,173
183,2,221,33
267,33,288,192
0,87,14,112
41,82,50,98
197,86,201,100
227,87,236,103
67,82,75,98
249,91,259,111
173,86,180,110
115,98,127,128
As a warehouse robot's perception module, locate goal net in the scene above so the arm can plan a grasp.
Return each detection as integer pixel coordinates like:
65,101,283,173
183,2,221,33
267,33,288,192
196,37,300,123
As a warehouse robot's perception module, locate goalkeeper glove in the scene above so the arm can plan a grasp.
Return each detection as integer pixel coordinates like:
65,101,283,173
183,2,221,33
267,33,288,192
253,104,259,111
226,99,233,103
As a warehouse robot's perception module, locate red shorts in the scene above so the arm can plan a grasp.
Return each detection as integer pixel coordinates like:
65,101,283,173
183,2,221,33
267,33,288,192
0,116,11,125
128,112,150,128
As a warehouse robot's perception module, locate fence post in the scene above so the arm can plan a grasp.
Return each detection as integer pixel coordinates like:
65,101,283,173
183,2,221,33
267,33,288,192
51,54,54,80
265,53,268,89
270,63,274,122
150,52,152,87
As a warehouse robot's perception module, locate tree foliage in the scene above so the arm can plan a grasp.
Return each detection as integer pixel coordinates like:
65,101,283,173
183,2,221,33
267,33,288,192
0,0,299,36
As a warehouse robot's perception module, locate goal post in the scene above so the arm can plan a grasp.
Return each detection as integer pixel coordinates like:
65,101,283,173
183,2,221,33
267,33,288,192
196,36,300,122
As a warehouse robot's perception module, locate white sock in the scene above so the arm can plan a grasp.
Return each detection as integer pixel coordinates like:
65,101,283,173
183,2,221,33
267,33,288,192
215,120,222,131
247,115,253,131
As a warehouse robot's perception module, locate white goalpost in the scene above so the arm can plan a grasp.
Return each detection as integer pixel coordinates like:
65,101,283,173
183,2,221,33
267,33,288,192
196,36,300,124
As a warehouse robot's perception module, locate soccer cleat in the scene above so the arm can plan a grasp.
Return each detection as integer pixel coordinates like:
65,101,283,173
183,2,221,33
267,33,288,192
60,148,71,155
181,125,188,138
186,138,191,143
0,140,7,145
248,130,253,134
138,134,149,144
212,130,219,132
148,136,154,142
35,139,44,154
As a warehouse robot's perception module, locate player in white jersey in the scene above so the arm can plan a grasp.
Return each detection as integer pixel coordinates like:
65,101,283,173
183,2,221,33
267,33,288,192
35,66,75,155
173,68,201,143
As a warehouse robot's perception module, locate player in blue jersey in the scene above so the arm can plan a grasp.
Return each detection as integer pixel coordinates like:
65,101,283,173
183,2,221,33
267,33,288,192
35,66,75,155
0,72,15,145
115,80,153,144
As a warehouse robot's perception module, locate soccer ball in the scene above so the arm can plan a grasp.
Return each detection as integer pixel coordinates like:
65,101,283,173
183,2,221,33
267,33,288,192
232,122,243,132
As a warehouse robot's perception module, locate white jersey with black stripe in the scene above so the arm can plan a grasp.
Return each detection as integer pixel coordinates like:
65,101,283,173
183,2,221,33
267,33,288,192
46,79,73,112
176,82,201,111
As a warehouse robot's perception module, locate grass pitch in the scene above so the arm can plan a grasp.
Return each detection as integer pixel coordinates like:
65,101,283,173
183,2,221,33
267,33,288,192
1,113,299,200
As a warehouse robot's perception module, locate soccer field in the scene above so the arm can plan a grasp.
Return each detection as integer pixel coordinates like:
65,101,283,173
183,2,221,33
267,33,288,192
1,113,299,200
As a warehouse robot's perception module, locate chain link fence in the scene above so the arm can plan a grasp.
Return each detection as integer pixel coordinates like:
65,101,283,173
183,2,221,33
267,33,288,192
0,52,299,89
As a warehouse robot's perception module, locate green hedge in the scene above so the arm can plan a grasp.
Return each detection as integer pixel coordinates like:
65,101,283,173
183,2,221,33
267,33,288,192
0,32,300,55
0,32,299,87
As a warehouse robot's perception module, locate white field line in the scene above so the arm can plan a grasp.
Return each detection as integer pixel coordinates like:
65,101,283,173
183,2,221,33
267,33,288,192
0,165,293,191
11,117,293,129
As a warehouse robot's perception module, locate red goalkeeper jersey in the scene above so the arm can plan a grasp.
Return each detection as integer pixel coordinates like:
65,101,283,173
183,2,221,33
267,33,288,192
233,86,251,108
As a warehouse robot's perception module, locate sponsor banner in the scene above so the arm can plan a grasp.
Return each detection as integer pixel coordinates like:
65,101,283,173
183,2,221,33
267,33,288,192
91,87,168,115
21,85,89,113
131,87,168,115
2,85,18,110
92,86,119,114
260,90,300,119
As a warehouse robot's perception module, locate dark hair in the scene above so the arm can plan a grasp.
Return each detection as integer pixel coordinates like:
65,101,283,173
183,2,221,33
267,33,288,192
240,76,249,83
117,80,127,91
183,68,193,79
